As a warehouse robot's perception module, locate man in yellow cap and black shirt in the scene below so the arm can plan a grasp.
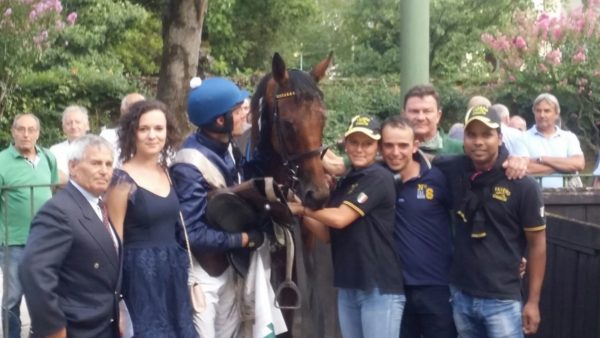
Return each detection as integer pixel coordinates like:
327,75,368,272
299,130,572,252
434,105,547,338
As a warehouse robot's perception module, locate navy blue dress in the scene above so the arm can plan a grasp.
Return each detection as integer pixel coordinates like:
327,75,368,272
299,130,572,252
111,169,197,338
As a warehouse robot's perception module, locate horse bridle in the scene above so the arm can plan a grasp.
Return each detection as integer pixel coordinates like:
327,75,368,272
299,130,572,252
271,89,327,192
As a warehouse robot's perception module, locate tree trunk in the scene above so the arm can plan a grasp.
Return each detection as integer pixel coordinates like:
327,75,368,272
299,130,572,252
157,0,208,134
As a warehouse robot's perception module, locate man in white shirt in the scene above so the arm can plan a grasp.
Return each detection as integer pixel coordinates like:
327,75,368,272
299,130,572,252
490,103,529,157
523,93,585,188
49,105,90,184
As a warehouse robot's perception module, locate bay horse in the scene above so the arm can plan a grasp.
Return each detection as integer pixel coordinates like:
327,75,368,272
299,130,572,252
246,52,331,210
244,52,340,338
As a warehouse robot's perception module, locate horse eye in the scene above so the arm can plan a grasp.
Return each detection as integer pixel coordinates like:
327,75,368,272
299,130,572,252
281,119,296,134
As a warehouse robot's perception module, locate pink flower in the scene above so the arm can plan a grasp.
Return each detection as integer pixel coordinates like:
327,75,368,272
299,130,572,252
481,33,494,46
66,12,77,25
514,36,527,49
32,30,49,47
572,48,586,64
546,49,562,65
29,9,38,21
536,13,551,37
539,63,549,73
3,8,12,17
593,70,600,77
552,26,563,41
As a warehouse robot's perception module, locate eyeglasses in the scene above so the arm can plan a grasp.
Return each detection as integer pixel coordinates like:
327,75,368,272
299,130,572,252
13,126,38,134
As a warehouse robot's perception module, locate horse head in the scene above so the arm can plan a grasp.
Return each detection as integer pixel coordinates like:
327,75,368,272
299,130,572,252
250,52,332,209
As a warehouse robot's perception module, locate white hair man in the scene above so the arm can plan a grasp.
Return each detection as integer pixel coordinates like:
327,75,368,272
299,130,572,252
523,93,585,188
50,105,90,184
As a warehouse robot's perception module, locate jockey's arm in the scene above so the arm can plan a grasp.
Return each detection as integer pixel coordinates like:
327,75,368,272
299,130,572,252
170,163,244,256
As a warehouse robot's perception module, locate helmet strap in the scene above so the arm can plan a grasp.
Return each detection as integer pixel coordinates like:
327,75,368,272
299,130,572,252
202,111,234,134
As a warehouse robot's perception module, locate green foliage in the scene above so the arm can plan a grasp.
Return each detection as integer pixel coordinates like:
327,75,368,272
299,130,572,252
112,13,162,75
321,75,401,146
205,0,318,73
429,0,529,81
0,0,68,119
0,0,158,148
0,66,135,148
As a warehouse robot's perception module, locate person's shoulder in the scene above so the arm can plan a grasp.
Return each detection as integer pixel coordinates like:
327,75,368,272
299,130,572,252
365,162,394,179
49,141,61,150
0,146,12,160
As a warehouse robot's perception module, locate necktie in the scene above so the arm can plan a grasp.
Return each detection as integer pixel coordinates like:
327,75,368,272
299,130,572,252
98,199,118,252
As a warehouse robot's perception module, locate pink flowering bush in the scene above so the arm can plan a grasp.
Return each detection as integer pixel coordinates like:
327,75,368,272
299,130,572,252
481,1,600,153
0,0,74,116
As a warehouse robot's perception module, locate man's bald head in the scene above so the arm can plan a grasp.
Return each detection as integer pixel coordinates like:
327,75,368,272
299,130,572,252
120,93,145,116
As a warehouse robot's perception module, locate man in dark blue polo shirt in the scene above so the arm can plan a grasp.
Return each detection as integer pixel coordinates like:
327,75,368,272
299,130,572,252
435,105,546,338
380,116,456,338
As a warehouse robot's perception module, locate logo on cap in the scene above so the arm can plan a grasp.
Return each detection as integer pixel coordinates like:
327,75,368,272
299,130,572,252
465,105,501,129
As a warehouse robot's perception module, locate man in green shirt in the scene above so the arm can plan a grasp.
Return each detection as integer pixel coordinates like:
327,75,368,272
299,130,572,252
0,113,57,338
402,84,463,158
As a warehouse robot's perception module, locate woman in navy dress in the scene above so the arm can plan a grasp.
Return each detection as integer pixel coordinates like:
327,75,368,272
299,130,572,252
105,100,197,338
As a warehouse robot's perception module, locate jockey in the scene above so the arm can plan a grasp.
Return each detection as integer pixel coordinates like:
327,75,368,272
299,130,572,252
170,77,262,338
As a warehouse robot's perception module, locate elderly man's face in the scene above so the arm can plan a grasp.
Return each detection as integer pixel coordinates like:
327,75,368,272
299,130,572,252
69,146,113,197
12,115,40,155
63,110,89,141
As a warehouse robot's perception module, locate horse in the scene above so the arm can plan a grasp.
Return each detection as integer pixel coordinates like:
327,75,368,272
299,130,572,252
244,52,340,338
246,52,331,210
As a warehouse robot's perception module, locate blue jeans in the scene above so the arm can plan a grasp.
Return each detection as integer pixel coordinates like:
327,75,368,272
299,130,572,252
450,286,523,338
1,245,25,338
337,288,405,338
401,285,457,338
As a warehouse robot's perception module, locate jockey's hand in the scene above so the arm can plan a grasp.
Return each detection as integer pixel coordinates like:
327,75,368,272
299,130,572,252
503,155,528,180
245,229,264,249
287,201,305,216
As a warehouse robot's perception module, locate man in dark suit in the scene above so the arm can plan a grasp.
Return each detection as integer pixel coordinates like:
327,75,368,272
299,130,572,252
19,134,121,338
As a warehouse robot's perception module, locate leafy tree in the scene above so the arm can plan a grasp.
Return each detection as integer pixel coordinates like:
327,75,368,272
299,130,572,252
204,0,317,74
481,1,600,153
0,0,159,148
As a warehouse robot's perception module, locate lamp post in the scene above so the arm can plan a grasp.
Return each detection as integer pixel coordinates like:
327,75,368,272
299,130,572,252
294,43,304,70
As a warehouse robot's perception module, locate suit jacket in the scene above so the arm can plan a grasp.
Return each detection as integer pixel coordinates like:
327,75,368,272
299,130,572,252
19,182,122,338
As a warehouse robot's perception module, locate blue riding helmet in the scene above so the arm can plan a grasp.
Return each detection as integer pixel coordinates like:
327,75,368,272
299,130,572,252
187,77,249,128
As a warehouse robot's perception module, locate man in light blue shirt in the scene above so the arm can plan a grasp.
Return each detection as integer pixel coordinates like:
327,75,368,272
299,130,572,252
523,93,585,188
490,104,529,157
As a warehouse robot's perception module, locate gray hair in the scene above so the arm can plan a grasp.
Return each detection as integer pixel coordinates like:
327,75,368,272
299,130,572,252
12,113,41,130
68,134,113,162
120,92,145,116
467,95,491,109
491,103,510,124
62,105,89,125
533,93,560,114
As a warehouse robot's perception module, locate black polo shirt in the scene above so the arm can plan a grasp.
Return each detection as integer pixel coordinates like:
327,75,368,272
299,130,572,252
434,153,546,300
329,163,404,294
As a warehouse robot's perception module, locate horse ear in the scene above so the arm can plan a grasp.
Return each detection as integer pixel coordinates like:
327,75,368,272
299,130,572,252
310,51,333,83
272,52,288,84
